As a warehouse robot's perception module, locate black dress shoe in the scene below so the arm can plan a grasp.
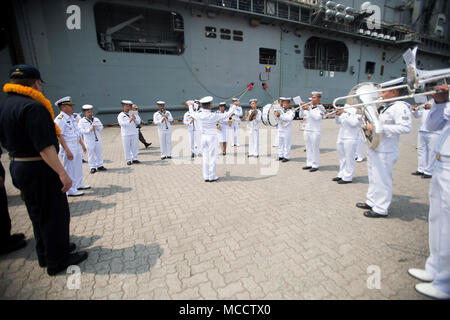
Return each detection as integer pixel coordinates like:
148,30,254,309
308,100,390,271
132,160,141,164
332,177,342,181
161,157,166,160
204,180,209,182
97,166,107,171
167,156,172,159
127,161,132,165
302,166,312,170
38,243,77,267
363,210,388,218
0,236,27,256
338,179,352,184
411,171,424,176
281,158,289,162
422,174,432,179
47,251,88,276
277,157,284,161
309,168,318,172
90,168,97,174
356,202,372,210
9,233,25,242
191,153,195,159
145,143,152,148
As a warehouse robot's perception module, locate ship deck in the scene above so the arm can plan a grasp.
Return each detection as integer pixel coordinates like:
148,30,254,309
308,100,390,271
0,118,430,299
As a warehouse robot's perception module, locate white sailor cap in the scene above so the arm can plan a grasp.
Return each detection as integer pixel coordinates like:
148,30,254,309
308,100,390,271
55,96,74,107
121,99,133,105
186,100,194,105
232,97,239,102
278,97,285,100
199,96,213,104
280,97,291,101
249,98,258,103
380,77,404,88
156,100,165,105
311,91,322,96
219,102,226,106
82,104,93,111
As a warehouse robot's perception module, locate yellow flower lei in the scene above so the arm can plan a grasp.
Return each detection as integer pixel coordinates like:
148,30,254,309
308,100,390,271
3,83,61,134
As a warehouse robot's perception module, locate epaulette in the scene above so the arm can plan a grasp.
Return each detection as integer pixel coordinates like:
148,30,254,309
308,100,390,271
57,114,63,119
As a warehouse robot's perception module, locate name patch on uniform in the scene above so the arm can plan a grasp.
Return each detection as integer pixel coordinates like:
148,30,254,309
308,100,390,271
402,116,410,120
384,120,395,124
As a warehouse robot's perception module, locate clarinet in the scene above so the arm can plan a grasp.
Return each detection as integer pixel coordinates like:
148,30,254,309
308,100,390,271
86,117,98,141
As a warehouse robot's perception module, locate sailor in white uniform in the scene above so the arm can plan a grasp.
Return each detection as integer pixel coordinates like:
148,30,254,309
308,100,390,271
275,97,295,162
301,91,325,172
117,99,141,165
193,99,202,156
356,77,412,218
188,96,236,181
333,107,361,184
408,84,450,300
54,96,90,196
78,104,106,174
153,101,173,160
183,100,196,159
230,98,243,146
217,102,228,155
247,99,262,157
411,100,440,179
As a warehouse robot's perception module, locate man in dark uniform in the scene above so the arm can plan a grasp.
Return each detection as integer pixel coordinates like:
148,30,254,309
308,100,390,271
0,64,88,275
0,146,27,255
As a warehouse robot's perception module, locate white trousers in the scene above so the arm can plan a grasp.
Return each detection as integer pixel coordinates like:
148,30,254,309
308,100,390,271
337,139,358,181
417,131,439,175
304,131,321,168
231,121,240,145
188,129,195,154
425,159,450,294
248,129,259,156
202,134,218,180
194,129,202,155
122,134,139,162
158,129,172,157
85,140,103,169
366,149,399,215
59,141,83,195
278,129,292,159
356,134,365,159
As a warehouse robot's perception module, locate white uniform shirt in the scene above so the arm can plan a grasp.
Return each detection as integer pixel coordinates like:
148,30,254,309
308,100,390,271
335,112,361,140
303,105,324,132
78,117,103,142
375,101,412,153
278,109,295,131
413,108,440,133
189,105,236,135
153,110,173,131
117,111,141,136
426,101,450,157
247,109,262,131
54,111,79,142
183,111,195,131
231,106,243,122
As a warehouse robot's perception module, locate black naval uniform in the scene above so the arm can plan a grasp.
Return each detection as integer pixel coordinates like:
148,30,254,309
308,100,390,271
0,92,71,267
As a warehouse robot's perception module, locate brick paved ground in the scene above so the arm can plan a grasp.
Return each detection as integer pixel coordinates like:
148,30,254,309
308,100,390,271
0,118,431,299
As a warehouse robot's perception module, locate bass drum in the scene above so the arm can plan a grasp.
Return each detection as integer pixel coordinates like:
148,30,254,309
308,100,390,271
262,102,281,127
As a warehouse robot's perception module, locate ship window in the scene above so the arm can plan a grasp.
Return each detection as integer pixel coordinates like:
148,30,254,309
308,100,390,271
303,37,348,72
94,2,185,55
220,28,231,34
205,26,217,38
365,61,375,74
260,48,276,65
233,30,243,36
278,2,288,19
233,30,243,41
221,35,231,40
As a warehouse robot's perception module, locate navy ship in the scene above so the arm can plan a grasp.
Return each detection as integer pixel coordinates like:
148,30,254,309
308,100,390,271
1,0,449,123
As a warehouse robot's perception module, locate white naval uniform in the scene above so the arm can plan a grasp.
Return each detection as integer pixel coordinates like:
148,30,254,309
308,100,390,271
153,110,173,158
424,101,450,295
78,116,104,169
277,109,295,159
189,105,236,180
335,112,361,182
365,101,411,215
247,109,262,156
54,111,83,195
183,111,195,154
117,111,141,162
217,113,228,143
230,106,243,145
302,105,324,168
193,105,203,155
414,108,441,175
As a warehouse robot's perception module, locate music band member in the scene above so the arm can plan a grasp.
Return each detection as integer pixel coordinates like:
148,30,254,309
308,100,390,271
217,102,228,156
275,97,295,162
153,101,173,160
188,96,236,182
356,78,412,218
118,99,141,165
301,91,325,172
230,97,243,147
411,99,439,179
78,104,106,174
333,107,361,184
247,99,261,157
408,84,450,300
